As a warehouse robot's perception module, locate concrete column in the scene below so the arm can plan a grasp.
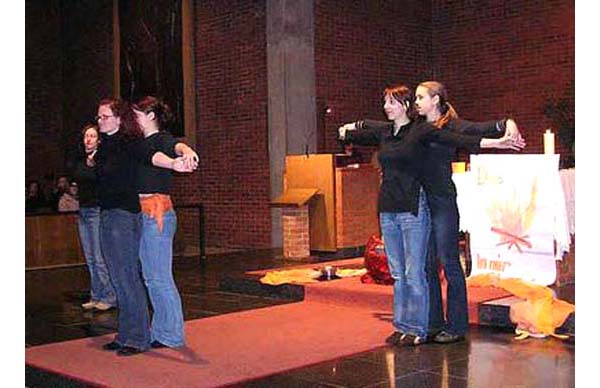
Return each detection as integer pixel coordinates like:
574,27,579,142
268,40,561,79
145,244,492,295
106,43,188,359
267,0,316,248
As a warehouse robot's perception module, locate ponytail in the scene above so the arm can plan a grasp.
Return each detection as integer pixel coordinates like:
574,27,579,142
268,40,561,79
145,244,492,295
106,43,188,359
434,102,458,129
418,81,459,129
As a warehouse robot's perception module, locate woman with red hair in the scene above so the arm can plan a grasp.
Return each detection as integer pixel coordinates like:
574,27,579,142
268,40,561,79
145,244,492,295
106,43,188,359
338,84,520,346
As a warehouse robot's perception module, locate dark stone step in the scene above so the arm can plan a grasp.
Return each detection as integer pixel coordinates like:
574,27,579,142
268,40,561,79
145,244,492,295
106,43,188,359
478,295,575,336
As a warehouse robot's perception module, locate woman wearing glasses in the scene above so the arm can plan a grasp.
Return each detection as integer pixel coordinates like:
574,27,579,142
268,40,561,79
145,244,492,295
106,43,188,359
94,98,150,356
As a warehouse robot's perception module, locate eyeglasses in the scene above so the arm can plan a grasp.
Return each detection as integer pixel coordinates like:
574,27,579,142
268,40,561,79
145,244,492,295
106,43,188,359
95,114,115,121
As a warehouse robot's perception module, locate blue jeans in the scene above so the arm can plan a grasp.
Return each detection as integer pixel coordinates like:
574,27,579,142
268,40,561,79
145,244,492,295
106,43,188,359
140,210,185,347
78,206,116,305
426,194,469,336
100,209,150,350
380,189,431,338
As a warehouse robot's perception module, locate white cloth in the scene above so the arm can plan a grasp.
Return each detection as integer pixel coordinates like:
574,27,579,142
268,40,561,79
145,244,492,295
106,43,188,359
559,168,575,235
453,155,570,286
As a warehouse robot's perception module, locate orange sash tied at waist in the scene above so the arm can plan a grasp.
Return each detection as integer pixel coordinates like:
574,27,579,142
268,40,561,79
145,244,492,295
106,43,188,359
140,194,173,233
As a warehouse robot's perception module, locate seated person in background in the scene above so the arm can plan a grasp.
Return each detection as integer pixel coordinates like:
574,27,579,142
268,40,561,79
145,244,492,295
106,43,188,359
58,182,79,212
26,180,49,213
343,143,364,164
49,175,71,211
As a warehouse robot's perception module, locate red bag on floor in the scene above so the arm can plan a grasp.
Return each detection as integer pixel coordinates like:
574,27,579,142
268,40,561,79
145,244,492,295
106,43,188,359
361,235,394,285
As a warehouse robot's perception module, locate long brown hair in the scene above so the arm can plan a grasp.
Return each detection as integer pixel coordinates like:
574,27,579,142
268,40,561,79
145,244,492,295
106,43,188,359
383,84,418,120
418,81,458,128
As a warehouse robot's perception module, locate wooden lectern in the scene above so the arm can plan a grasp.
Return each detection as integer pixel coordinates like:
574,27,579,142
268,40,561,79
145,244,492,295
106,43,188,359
272,154,380,252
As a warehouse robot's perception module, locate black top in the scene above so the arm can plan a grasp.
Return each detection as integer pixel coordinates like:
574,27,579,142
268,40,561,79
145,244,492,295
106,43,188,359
418,117,505,199
344,119,483,215
71,152,98,208
95,131,141,213
134,131,179,194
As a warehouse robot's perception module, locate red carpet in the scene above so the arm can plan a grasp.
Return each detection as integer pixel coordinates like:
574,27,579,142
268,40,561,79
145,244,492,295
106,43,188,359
26,301,391,387
26,259,510,387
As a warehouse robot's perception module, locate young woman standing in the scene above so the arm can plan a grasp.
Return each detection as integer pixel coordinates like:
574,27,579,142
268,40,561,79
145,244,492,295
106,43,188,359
132,96,198,349
414,80,524,343
72,124,116,311
338,85,520,345
95,98,150,356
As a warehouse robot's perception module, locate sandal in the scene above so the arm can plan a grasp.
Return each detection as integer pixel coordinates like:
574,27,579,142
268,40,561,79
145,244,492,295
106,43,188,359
398,334,427,346
385,331,405,345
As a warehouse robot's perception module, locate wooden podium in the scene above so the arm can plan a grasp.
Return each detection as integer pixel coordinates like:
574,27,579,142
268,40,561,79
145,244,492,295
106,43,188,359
272,154,379,253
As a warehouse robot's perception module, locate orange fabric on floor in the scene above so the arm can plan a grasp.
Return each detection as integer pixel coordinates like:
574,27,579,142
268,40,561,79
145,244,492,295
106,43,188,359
468,274,574,337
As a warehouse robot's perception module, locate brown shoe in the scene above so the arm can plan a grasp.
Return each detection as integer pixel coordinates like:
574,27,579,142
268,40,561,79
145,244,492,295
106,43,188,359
385,331,405,345
102,341,122,351
117,346,146,357
433,331,465,344
398,334,428,346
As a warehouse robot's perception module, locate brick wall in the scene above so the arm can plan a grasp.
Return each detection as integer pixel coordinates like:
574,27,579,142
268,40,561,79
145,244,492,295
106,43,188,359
26,0,113,188
431,0,574,159
314,0,433,158
26,1,574,250
194,0,271,248
26,0,64,185
61,0,114,154
282,206,310,258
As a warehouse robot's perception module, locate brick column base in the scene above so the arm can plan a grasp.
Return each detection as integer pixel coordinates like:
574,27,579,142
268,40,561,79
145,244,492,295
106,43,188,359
282,205,310,259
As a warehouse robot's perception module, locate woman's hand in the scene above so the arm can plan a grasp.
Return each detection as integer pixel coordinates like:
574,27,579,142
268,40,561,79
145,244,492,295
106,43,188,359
171,157,196,173
481,132,526,150
338,123,356,140
181,150,199,171
506,119,524,142
86,150,97,167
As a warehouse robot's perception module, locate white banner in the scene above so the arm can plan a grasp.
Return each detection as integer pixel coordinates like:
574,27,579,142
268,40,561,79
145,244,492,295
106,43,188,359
454,154,570,285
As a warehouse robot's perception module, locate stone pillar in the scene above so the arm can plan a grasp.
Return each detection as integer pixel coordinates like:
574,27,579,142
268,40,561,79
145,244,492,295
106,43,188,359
282,206,310,259
267,0,316,248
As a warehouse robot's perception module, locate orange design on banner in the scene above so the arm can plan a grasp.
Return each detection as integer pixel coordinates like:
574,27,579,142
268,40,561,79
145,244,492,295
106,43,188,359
486,178,538,253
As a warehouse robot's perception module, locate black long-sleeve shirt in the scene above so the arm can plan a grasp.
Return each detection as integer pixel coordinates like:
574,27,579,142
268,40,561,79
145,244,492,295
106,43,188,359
343,119,484,215
71,154,99,208
418,117,505,199
95,131,141,213
133,131,180,194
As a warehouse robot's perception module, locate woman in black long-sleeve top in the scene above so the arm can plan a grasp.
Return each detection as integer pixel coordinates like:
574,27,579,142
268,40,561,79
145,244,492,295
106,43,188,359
414,80,525,344
352,83,524,344
338,84,520,346
71,124,116,311
95,98,151,356
131,96,198,349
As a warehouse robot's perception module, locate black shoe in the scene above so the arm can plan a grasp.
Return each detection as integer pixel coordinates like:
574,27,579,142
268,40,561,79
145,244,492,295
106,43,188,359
151,340,168,349
116,346,145,357
433,331,465,344
385,331,405,345
102,341,122,351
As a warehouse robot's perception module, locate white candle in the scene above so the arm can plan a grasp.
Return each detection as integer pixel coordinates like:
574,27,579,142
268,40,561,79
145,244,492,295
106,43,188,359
543,129,555,154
